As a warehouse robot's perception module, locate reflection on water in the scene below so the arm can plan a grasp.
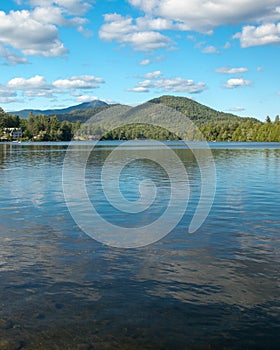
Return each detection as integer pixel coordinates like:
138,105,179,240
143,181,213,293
0,142,279,349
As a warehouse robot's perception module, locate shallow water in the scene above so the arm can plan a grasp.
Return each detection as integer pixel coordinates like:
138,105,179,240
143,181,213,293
0,141,279,349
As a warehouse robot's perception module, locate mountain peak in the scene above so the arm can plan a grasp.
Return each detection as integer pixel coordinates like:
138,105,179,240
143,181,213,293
9,99,109,118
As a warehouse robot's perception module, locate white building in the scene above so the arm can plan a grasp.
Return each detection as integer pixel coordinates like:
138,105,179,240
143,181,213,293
3,128,23,140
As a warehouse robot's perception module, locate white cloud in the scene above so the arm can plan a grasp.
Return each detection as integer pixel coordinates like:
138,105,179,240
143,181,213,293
202,45,220,54
75,95,100,103
139,55,165,65
234,23,280,47
0,44,28,65
128,31,170,50
7,75,48,89
52,75,105,89
0,89,17,98
228,106,246,112
127,1,280,48
128,74,207,93
100,2,280,51
4,75,53,97
216,67,249,74
128,0,280,32
127,86,149,92
224,41,231,49
6,75,53,98
225,78,252,88
0,74,105,103
0,97,20,104
139,59,151,65
0,10,68,58
144,70,163,78
135,16,188,31
0,1,92,64
99,14,171,51
29,0,93,16
0,89,18,103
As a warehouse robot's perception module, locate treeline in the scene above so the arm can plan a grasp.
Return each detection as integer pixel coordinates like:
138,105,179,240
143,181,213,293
77,119,280,142
199,117,280,142
1,107,280,142
101,124,180,140
0,108,80,141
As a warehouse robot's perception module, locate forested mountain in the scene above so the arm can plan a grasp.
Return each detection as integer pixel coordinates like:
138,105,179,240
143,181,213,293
1,96,280,141
149,95,258,124
9,100,108,118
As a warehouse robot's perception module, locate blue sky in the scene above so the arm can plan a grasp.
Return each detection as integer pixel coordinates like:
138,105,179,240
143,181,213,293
0,0,280,121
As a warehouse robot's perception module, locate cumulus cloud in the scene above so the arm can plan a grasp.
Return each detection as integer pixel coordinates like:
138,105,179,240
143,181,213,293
126,1,280,48
0,74,105,103
128,0,280,32
52,75,105,89
0,89,19,104
216,67,249,74
0,44,28,65
0,1,92,64
144,70,163,78
233,23,280,47
7,75,49,89
0,10,68,58
99,13,171,51
225,78,252,88
139,59,151,65
128,74,207,93
202,45,220,54
6,75,54,98
75,95,100,103
29,0,93,16
0,97,20,104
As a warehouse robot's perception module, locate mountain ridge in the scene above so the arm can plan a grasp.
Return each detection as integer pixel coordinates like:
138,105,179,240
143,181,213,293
7,95,259,125
9,99,108,118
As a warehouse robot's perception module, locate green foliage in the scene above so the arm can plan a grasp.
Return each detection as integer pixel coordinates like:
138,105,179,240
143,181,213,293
55,105,111,123
0,108,20,129
101,124,181,140
0,109,75,141
1,96,280,142
149,95,258,124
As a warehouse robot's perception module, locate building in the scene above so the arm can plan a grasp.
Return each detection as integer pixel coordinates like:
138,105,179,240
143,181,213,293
3,128,23,140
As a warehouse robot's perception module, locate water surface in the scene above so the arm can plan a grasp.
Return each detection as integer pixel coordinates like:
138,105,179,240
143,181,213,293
0,141,279,349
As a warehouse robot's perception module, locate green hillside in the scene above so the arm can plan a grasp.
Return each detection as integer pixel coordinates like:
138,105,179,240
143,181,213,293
1,96,279,141
149,95,257,124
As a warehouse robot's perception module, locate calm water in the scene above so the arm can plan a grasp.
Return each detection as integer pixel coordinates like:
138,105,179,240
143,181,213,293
0,141,279,349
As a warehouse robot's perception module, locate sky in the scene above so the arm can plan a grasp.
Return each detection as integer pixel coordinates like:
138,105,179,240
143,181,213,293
0,0,280,121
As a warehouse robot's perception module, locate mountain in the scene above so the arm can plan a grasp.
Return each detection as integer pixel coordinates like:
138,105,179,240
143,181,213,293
149,95,257,124
3,95,270,141
70,95,259,141
10,100,109,118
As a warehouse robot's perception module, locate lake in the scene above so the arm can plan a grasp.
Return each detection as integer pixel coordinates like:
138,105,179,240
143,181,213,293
0,141,279,349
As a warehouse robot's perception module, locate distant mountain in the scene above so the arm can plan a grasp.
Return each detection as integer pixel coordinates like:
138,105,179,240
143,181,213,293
70,95,259,140
10,100,109,118
149,95,258,123
56,104,131,123
3,95,266,141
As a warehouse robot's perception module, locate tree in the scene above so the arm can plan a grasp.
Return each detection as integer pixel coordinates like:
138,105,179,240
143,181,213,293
266,116,272,123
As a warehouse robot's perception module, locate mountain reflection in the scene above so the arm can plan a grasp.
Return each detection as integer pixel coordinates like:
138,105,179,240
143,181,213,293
0,142,279,349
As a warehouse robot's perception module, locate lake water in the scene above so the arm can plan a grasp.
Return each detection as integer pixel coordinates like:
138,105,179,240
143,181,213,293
0,141,279,349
